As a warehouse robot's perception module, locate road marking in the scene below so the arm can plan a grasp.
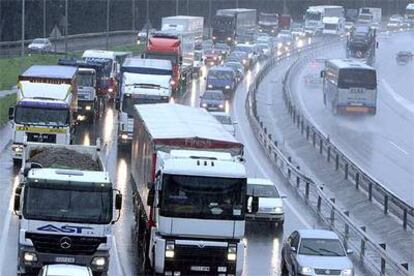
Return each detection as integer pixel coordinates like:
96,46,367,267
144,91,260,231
381,79,414,114
111,236,125,275
388,140,409,156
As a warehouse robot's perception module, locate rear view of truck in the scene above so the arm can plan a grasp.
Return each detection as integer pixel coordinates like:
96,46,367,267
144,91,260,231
14,143,122,275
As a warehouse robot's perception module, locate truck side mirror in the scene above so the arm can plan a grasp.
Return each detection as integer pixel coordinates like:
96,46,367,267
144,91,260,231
115,98,121,110
8,107,14,120
115,194,122,210
376,41,379,49
179,56,183,65
147,188,155,206
13,194,20,213
251,196,259,213
320,70,325,78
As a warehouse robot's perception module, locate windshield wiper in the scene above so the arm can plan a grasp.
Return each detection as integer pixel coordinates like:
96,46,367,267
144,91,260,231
301,245,324,256
317,248,343,256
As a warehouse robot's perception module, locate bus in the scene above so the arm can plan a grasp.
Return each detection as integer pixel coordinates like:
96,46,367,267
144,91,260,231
321,59,377,115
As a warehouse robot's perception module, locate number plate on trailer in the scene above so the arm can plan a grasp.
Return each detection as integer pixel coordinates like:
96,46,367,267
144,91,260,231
191,266,210,272
55,256,75,263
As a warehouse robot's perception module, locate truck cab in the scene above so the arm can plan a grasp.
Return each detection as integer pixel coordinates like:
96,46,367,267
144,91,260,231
322,16,345,35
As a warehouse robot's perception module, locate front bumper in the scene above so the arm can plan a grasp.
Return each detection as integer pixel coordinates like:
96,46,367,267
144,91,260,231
245,212,284,222
18,245,109,273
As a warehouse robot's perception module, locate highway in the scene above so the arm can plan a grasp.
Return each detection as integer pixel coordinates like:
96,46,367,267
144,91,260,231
0,39,373,275
290,31,414,206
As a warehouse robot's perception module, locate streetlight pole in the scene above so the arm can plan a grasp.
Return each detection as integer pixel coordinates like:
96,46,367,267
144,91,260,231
132,0,136,30
106,0,110,50
43,0,46,37
20,0,25,72
64,0,68,54
186,0,189,15
208,0,212,37
236,0,238,9
176,0,179,16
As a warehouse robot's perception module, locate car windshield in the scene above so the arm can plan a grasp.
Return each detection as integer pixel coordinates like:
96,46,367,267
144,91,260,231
208,70,233,80
247,184,279,197
306,12,322,21
23,185,113,224
33,39,47,44
325,24,337,30
234,46,253,54
299,238,346,256
203,91,224,100
78,71,94,87
14,105,70,126
160,174,246,220
213,114,232,125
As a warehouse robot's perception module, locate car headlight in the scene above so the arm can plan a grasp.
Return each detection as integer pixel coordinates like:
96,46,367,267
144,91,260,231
299,266,313,275
170,80,176,86
85,105,92,111
108,88,113,93
227,244,237,261
212,36,217,40
225,85,231,89
91,256,107,267
137,40,141,45
219,104,224,108
227,37,232,41
213,56,217,60
201,103,208,107
23,252,37,262
272,207,283,214
165,241,175,258
242,59,247,64
341,268,354,276
278,42,283,48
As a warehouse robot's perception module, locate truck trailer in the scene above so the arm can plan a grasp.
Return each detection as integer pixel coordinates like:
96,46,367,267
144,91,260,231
14,142,122,275
130,103,247,275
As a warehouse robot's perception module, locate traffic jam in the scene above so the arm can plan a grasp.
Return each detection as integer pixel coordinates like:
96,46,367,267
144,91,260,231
3,3,413,276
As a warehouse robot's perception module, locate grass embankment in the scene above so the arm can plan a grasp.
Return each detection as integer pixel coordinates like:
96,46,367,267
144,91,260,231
0,44,143,91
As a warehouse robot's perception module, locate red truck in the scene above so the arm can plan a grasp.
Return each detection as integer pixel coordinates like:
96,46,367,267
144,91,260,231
278,14,292,30
144,33,182,93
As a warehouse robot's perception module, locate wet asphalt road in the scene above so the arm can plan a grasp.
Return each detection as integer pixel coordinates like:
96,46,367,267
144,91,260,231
291,31,414,206
0,40,369,275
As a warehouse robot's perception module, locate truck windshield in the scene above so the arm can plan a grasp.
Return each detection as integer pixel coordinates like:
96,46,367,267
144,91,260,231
259,14,278,23
14,106,70,127
78,72,94,87
23,186,113,224
145,53,178,65
306,12,321,21
338,69,377,89
83,58,112,78
325,24,337,30
161,174,246,220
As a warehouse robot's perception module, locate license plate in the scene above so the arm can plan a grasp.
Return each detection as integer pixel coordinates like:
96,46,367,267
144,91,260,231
55,256,75,263
191,266,210,272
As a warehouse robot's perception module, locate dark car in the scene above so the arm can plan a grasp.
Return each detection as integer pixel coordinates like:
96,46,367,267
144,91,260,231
227,51,250,70
200,90,226,111
234,44,260,66
214,42,231,58
224,62,245,82
206,66,237,97
204,49,222,66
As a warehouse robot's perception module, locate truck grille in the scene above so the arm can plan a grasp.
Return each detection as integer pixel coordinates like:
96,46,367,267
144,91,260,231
27,133,56,143
26,233,106,255
165,243,235,275
314,269,342,275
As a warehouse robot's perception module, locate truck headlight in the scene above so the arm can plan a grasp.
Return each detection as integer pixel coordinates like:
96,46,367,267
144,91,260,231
227,37,232,41
225,85,230,89
24,252,37,262
299,266,313,275
208,84,213,88
341,268,354,276
85,105,92,111
91,256,106,267
227,244,237,261
278,42,283,48
272,207,283,214
219,104,224,109
121,133,128,140
202,103,208,107
242,59,247,65
108,88,113,93
212,36,217,40
12,145,23,153
165,241,175,258
213,56,217,60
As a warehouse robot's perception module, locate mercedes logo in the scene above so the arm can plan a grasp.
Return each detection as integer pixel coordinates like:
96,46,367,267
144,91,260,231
197,243,205,248
60,237,72,249
325,270,331,275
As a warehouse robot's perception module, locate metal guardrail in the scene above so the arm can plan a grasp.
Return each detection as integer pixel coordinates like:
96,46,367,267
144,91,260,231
245,40,412,275
282,39,414,231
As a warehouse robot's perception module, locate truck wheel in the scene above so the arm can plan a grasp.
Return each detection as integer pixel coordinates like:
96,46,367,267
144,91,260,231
323,94,327,106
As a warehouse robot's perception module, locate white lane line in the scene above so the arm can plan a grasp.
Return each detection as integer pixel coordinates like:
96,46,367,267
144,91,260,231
111,236,125,275
388,140,409,156
233,81,312,229
381,79,414,114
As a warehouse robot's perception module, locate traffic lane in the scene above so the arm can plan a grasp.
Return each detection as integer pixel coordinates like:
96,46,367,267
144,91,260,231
293,43,414,205
376,32,414,103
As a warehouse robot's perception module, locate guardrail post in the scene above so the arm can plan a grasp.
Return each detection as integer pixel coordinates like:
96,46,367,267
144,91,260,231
384,195,388,215
403,209,408,229
355,173,360,190
327,146,331,162
288,168,291,179
344,163,349,180
296,176,300,188
317,195,322,213
264,128,267,135
344,211,350,249
312,132,316,147
330,198,335,226
335,153,339,170
306,126,310,140
319,138,323,154
360,226,366,260
379,243,386,275
301,120,304,134
297,115,300,128
401,263,409,270
305,182,310,199
368,182,373,201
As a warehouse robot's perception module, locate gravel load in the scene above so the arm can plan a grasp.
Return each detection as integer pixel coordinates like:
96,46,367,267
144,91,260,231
29,148,101,171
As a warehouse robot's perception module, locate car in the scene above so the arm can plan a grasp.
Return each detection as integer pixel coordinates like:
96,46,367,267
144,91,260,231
276,31,295,53
206,66,237,97
200,90,226,111
234,43,260,66
387,15,405,31
203,49,222,66
245,178,285,225
396,51,413,64
224,61,245,82
214,42,231,58
281,229,354,276
28,38,53,53
291,23,306,40
211,111,235,136
256,42,272,58
38,264,93,276
227,51,250,70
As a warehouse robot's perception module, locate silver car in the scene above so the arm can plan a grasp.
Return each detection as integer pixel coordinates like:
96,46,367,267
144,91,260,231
28,38,53,53
281,229,354,276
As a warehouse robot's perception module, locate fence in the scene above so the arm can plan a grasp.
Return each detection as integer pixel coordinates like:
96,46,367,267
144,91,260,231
245,39,412,275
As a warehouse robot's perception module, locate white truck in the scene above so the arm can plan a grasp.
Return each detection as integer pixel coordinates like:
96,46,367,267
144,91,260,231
9,65,78,164
304,5,344,35
130,103,247,275
161,16,204,76
117,58,172,147
357,7,382,29
405,3,414,26
322,16,345,35
14,142,122,275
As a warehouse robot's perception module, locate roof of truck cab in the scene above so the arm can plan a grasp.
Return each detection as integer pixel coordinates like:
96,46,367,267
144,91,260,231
82,49,116,60
18,81,72,100
135,103,242,148
122,58,172,70
20,65,77,79
27,168,111,185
